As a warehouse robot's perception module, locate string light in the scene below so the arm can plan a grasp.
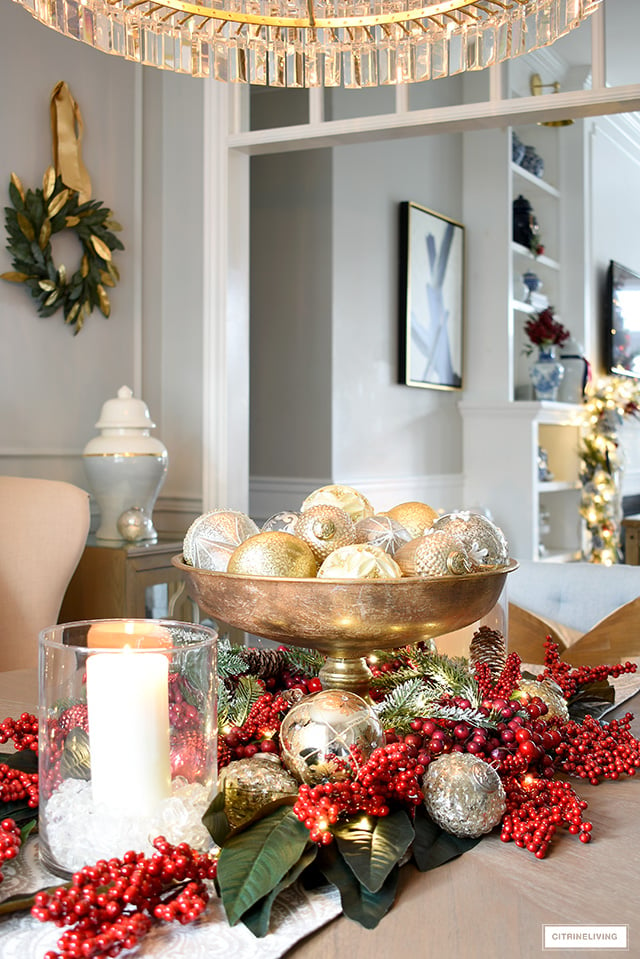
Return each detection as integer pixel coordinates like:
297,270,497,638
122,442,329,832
579,376,640,564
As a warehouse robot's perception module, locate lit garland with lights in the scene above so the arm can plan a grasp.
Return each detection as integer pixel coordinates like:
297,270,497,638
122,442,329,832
579,376,640,564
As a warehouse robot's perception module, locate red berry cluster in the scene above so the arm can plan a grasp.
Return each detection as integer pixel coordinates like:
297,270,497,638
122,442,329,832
57,705,89,735
168,674,200,731
0,762,39,807
500,775,592,858
538,639,636,700
293,742,424,843
554,713,640,784
0,818,22,882
473,651,523,702
221,692,294,765
271,669,323,696
32,837,217,959
0,712,38,752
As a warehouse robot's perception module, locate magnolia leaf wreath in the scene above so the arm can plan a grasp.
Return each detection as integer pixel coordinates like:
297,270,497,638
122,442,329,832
1,167,124,334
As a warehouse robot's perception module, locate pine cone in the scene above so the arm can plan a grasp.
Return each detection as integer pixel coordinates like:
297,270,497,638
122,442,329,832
240,646,285,679
469,626,507,677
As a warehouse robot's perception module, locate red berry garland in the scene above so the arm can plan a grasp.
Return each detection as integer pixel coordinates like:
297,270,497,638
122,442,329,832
554,713,640,784
0,763,39,807
500,775,592,858
32,837,217,959
0,713,38,752
537,639,636,700
293,742,425,843
0,818,22,881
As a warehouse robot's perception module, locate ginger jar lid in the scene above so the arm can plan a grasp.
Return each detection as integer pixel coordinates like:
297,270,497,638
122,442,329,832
95,386,156,431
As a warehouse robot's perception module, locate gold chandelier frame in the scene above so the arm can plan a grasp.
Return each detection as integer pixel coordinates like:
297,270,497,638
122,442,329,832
14,0,602,87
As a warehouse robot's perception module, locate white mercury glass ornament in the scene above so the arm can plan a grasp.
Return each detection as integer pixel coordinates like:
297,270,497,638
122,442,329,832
422,752,506,838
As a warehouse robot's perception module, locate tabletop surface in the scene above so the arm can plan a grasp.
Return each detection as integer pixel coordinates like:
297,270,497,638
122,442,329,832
1,671,638,959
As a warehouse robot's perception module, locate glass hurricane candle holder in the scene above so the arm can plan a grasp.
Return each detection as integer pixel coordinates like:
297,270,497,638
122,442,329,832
38,619,217,878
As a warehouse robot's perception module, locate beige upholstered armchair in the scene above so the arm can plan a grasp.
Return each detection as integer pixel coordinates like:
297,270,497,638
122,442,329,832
0,476,90,671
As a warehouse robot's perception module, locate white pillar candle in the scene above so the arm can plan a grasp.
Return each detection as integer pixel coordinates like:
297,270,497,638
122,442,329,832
86,648,171,815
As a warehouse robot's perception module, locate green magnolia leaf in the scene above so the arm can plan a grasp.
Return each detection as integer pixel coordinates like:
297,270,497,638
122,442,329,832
202,790,232,847
412,804,481,872
568,680,615,721
318,842,399,929
333,810,414,894
242,844,318,938
217,806,310,926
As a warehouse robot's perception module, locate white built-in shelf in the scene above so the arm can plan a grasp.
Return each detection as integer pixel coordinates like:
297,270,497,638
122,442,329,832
538,480,582,493
539,549,583,563
511,242,560,270
511,162,561,197
512,298,535,314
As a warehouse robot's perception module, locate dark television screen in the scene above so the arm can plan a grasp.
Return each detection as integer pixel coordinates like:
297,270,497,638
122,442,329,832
607,260,640,378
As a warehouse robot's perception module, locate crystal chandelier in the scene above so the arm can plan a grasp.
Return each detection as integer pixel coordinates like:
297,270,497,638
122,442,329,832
14,0,601,87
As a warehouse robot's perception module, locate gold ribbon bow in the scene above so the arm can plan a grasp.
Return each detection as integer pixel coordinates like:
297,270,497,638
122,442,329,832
50,81,92,203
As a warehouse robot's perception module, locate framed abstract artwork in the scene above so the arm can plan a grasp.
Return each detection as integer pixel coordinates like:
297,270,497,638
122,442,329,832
399,201,464,390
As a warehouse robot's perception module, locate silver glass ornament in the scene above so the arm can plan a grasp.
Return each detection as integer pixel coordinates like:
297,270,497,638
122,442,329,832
422,752,506,838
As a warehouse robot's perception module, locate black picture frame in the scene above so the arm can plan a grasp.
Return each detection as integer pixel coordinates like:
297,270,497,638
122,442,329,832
605,259,640,379
399,201,464,390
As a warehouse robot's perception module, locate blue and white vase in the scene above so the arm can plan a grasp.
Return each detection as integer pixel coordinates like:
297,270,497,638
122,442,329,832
530,345,565,401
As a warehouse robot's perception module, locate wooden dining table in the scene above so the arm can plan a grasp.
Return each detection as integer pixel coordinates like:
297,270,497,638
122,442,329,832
1,667,638,959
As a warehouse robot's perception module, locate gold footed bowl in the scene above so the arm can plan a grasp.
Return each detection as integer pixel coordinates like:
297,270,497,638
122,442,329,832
172,555,518,697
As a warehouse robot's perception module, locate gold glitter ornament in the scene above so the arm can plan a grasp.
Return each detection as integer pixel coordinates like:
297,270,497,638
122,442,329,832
317,543,402,579
218,755,299,827
422,752,506,838
395,530,473,577
354,514,412,555
383,501,439,539
514,678,570,722
293,504,356,563
183,509,259,571
301,484,374,524
227,530,318,578
432,511,509,568
279,690,384,785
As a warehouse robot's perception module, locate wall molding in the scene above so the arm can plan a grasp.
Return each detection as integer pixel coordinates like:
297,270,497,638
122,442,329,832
249,473,464,522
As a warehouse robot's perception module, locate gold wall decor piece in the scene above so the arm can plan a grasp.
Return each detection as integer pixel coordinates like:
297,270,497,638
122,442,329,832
530,71,575,126
12,0,602,87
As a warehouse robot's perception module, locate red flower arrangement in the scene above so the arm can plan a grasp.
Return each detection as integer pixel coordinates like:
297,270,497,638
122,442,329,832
524,307,569,350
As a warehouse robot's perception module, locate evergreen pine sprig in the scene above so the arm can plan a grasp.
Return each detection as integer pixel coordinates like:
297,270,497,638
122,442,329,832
370,666,421,690
218,637,251,681
218,674,264,730
282,646,325,677
408,649,480,707
375,678,439,732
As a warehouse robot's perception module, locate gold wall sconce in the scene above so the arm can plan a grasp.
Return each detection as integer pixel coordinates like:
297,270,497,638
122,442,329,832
530,73,574,127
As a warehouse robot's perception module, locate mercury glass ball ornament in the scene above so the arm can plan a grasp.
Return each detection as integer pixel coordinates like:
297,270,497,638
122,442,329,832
317,543,402,579
301,485,374,524
183,509,259,571
117,507,154,543
422,753,506,838
280,690,384,784
218,756,299,827
227,531,318,578
294,504,356,563
432,511,509,569
262,511,300,534
514,679,569,723
383,501,439,539
354,514,412,555
395,530,473,577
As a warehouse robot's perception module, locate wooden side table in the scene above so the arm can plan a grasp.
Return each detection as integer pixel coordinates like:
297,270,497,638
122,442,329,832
622,515,640,565
60,535,197,622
